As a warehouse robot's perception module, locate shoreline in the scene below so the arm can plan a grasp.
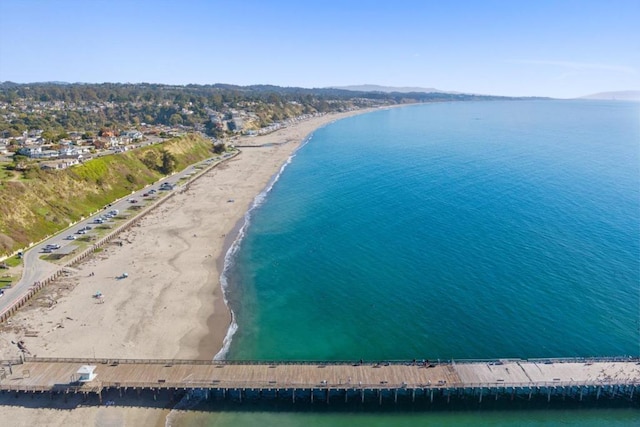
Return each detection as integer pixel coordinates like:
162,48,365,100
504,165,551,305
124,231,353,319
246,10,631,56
0,107,380,426
202,109,377,361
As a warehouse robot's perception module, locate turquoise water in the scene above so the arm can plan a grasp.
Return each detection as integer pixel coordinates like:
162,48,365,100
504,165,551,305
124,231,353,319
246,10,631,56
189,100,640,425
225,100,639,361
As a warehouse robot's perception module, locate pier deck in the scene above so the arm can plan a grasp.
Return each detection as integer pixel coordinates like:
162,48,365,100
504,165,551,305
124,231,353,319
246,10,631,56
1,358,638,403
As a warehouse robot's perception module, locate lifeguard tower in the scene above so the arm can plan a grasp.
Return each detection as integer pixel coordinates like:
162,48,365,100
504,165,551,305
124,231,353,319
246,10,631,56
75,365,97,382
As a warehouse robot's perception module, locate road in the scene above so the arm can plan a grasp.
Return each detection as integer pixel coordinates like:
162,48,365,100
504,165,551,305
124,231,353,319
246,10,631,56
0,153,231,319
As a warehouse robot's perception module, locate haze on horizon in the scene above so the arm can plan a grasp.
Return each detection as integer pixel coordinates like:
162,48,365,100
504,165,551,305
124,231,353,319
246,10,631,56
0,0,638,99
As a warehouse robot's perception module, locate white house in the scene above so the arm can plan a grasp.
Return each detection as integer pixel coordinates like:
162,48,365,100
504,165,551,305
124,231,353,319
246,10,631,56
17,146,42,157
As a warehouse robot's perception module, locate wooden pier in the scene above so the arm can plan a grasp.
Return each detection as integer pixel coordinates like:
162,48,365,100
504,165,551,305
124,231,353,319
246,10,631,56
1,357,638,405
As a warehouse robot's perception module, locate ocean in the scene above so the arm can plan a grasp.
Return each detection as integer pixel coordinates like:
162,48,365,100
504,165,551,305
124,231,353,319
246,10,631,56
182,100,640,425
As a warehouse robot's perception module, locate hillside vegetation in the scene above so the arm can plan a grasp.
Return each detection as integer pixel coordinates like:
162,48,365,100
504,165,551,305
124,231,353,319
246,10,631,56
0,134,216,255
0,82,513,138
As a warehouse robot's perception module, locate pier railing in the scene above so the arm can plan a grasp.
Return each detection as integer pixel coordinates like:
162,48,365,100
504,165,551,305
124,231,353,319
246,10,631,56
17,356,640,366
96,379,640,390
2,379,635,394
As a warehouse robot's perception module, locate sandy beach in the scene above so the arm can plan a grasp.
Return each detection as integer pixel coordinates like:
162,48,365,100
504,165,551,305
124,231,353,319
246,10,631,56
0,109,373,426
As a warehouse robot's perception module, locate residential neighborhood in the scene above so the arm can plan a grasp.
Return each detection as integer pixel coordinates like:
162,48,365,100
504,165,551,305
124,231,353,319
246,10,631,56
0,83,380,169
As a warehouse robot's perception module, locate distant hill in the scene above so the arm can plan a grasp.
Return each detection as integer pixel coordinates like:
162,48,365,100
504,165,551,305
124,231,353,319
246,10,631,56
328,84,458,94
579,90,640,101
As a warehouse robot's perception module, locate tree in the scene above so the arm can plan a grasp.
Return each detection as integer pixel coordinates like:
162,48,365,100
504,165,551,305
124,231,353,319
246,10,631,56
56,131,69,142
159,150,177,175
41,130,57,142
12,154,29,171
169,113,183,126
142,150,159,170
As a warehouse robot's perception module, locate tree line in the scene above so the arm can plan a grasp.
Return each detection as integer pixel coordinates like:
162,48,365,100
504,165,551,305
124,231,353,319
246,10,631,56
0,82,511,137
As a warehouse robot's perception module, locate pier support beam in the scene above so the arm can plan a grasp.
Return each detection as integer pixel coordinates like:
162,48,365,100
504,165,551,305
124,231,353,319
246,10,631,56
412,388,415,403
479,388,483,403
394,389,398,403
430,389,434,403
292,389,295,403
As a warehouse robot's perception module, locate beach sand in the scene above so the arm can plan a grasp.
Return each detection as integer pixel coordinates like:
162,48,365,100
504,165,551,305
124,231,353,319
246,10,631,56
0,109,373,426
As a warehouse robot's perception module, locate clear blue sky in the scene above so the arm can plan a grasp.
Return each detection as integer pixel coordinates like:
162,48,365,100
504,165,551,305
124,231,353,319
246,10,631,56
0,0,638,98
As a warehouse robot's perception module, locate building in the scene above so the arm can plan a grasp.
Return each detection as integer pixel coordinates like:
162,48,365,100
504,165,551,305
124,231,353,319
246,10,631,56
75,365,97,382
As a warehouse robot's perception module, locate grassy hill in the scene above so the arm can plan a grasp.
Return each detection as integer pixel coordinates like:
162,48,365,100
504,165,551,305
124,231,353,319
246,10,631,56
0,134,216,256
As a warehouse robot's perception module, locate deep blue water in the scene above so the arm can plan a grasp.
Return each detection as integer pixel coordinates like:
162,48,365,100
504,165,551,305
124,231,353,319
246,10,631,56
225,100,639,362
189,100,640,425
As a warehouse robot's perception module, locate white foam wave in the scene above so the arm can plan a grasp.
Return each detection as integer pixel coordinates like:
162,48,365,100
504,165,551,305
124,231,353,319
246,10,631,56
214,135,313,360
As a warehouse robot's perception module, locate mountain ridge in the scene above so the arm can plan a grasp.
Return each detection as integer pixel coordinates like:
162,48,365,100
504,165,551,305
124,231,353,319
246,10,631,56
579,90,640,101
328,84,459,94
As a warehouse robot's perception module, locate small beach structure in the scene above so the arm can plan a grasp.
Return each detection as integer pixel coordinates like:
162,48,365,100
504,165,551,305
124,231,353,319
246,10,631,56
75,365,97,382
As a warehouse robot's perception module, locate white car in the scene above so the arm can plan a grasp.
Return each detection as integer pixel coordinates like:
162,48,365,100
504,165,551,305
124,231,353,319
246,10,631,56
66,235,76,240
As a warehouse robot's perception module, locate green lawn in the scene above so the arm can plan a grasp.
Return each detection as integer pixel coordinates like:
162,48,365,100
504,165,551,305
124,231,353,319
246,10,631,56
4,255,23,268
0,274,17,288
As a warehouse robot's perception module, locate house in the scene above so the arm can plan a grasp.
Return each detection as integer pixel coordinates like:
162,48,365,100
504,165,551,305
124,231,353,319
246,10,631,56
92,138,109,150
17,146,42,157
40,159,80,170
120,130,143,140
